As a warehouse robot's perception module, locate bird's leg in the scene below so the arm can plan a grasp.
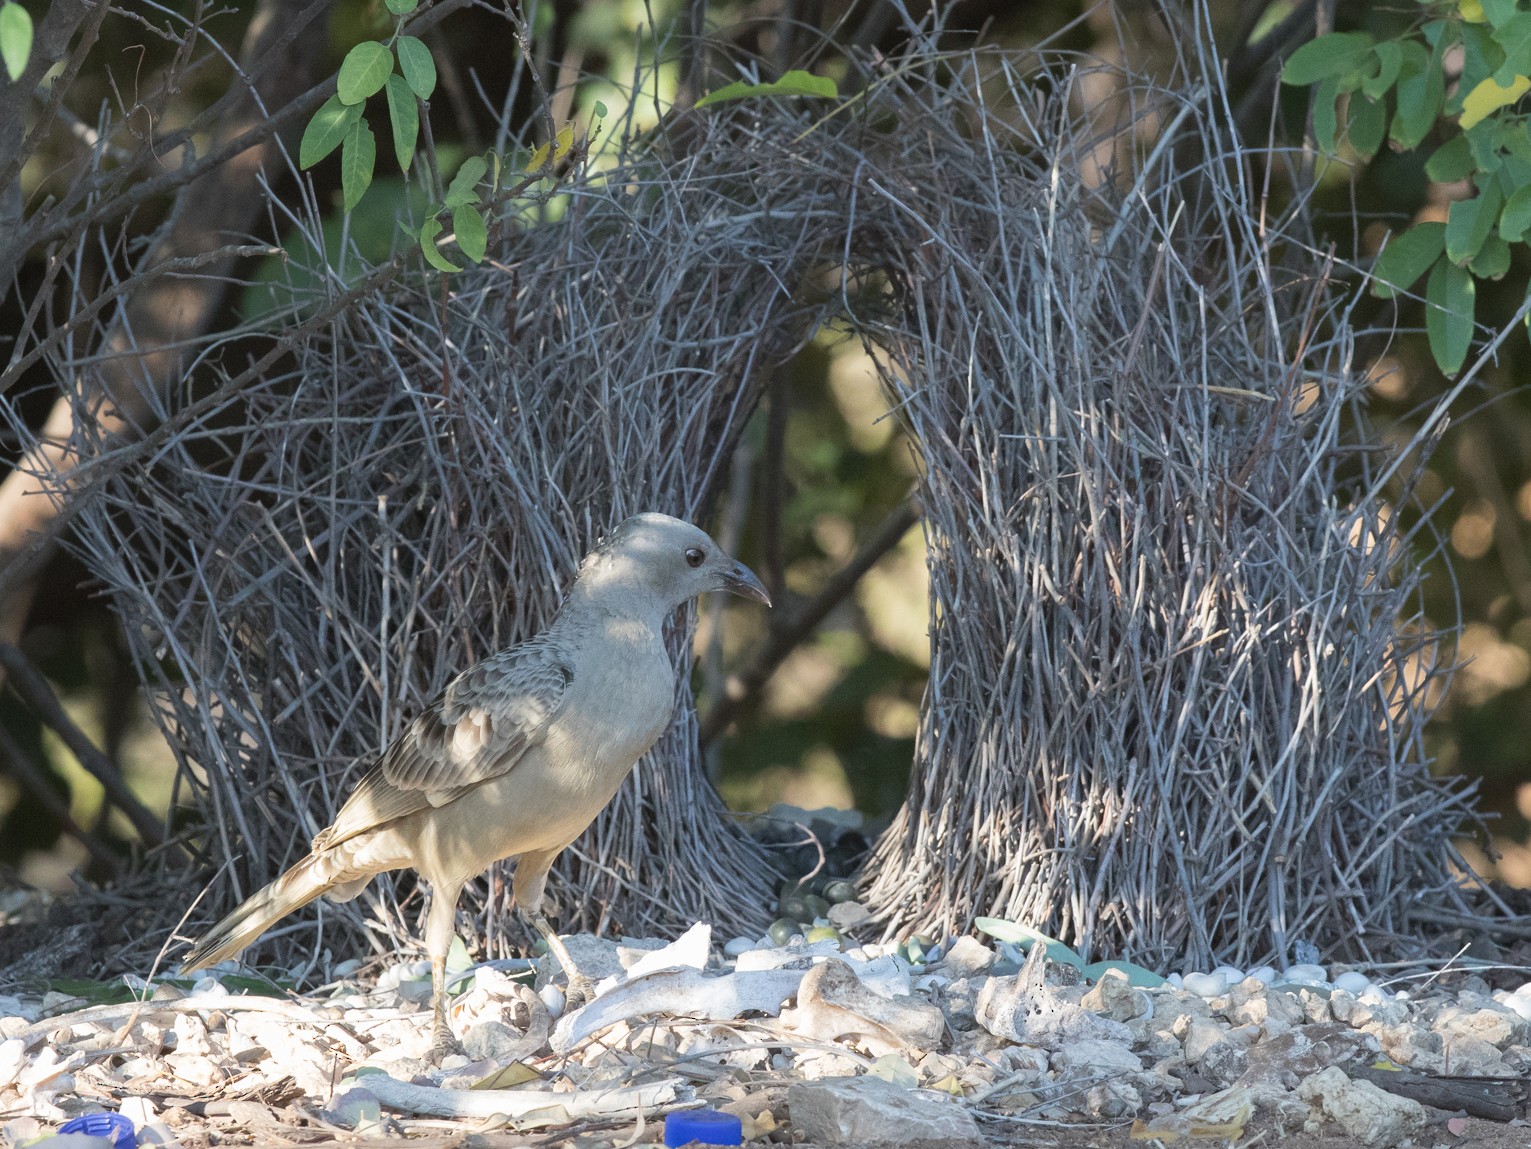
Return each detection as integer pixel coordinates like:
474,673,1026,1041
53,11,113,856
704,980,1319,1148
513,849,594,1010
424,879,465,1062
529,910,595,1010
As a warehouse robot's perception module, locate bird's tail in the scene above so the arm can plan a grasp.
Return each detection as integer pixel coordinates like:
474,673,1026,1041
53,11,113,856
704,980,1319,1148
181,853,333,972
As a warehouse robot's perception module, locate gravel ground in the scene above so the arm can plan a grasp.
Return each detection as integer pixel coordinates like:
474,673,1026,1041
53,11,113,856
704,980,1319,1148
3,920,1531,1148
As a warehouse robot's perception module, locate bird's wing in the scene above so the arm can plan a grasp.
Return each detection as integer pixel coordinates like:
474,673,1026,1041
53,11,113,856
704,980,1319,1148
314,637,573,849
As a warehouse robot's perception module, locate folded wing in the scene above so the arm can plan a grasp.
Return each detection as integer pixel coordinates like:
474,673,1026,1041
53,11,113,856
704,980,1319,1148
314,636,573,849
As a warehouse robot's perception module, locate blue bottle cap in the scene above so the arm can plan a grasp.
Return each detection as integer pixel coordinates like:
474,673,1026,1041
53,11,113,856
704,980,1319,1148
57,1113,136,1149
663,1108,743,1147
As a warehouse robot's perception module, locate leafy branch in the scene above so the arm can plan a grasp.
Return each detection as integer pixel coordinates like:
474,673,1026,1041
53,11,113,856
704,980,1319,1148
1282,0,1531,373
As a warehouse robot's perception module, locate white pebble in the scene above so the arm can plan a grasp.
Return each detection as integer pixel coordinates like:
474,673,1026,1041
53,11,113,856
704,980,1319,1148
538,984,566,1019
1246,966,1276,985
331,958,363,978
1182,971,1227,998
1357,983,1388,1004
1332,971,1370,994
723,936,757,958
1166,972,1184,989
1502,995,1531,1021
1211,965,1245,984
1512,981,1531,998
1282,963,1328,985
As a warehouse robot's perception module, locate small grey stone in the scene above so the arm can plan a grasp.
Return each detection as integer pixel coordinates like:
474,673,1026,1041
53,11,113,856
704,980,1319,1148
938,976,985,1031
1200,1040,1247,1087
1237,1025,1380,1091
462,1020,529,1062
723,935,758,958
1328,988,1357,1023
1181,1018,1229,1065
1085,1079,1142,1118
535,935,624,988
939,936,995,979
828,901,873,930
1051,1038,1143,1075
788,1075,981,1146
1083,972,1149,1022
1299,988,1332,1025
1436,1034,1509,1075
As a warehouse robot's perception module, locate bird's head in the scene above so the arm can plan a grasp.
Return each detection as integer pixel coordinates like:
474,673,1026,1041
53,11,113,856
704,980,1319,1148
574,512,771,614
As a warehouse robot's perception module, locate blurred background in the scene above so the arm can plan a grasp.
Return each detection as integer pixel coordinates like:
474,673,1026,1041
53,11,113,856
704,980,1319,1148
4,0,1531,891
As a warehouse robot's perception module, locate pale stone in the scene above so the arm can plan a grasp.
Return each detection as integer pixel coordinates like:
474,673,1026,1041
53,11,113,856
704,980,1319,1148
787,1075,982,1146
1051,1039,1142,1075
1432,1004,1521,1049
1297,1066,1425,1148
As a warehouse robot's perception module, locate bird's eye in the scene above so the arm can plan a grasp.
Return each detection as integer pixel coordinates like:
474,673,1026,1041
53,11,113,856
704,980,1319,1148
685,547,706,568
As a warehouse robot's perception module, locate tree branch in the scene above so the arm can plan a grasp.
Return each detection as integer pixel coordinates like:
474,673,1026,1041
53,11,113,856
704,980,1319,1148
0,643,163,847
700,497,920,745
0,720,124,875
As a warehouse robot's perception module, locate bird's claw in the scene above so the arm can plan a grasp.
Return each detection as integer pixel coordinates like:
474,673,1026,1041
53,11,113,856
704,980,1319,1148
428,1026,464,1064
563,973,596,1012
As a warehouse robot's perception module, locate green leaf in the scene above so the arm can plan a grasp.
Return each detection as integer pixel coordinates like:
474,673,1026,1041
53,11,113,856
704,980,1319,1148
1446,179,1503,264
1280,32,1377,87
452,205,487,263
1492,12,1531,80
1452,23,1505,113
1426,257,1476,375
299,95,363,168
384,0,419,12
337,41,393,105
384,74,418,173
1372,221,1446,298
340,119,376,212
419,217,461,272
1346,94,1388,159
1392,39,1446,149
1500,182,1531,241
1363,40,1403,100
1081,961,1168,989
0,1,33,83
1425,134,1474,182
1469,232,1511,278
445,155,487,208
397,36,436,100
1313,76,1341,153
695,68,839,109
593,99,609,117
1483,0,1518,25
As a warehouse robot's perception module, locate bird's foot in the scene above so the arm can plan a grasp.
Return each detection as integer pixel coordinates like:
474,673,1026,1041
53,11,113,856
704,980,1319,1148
563,972,596,1012
428,1025,464,1064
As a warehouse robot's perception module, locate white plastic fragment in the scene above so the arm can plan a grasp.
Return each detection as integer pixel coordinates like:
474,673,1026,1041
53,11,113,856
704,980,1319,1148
0,1039,24,1089
735,940,843,972
619,922,710,981
551,967,805,1053
360,1072,678,1123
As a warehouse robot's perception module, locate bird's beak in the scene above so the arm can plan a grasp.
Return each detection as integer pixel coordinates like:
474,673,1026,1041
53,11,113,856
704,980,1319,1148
718,560,771,607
